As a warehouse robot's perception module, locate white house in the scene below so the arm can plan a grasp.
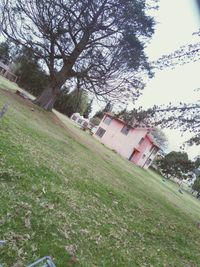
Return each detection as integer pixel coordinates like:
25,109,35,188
70,113,90,129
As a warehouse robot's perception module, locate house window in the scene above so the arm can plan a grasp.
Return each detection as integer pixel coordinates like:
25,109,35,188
142,154,146,159
96,127,106,138
103,116,112,125
152,147,159,155
83,121,88,128
146,158,152,166
149,145,154,152
121,125,130,135
138,137,144,145
72,115,77,121
78,119,82,124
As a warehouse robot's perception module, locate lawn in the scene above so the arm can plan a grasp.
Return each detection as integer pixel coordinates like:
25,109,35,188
0,78,200,266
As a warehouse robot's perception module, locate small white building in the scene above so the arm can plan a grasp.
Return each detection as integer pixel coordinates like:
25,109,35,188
71,113,90,129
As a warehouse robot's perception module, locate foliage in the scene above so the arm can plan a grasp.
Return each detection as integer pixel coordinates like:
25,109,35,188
89,116,101,127
103,101,113,113
150,104,200,146
0,41,11,64
150,128,168,150
153,30,200,70
83,99,93,119
54,88,89,117
192,177,200,193
156,151,194,180
12,48,48,96
1,0,156,110
92,101,114,122
194,157,200,169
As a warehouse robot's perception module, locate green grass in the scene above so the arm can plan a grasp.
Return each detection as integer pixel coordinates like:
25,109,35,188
0,76,21,92
0,78,200,266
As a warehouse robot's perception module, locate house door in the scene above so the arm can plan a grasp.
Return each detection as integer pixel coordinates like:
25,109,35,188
129,150,138,161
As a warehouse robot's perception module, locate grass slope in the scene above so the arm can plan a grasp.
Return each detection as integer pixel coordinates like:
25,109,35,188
0,80,200,266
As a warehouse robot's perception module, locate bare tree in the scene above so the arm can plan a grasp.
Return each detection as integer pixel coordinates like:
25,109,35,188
1,0,156,110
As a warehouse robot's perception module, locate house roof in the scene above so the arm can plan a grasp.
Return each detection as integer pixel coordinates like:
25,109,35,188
104,112,152,130
104,112,160,148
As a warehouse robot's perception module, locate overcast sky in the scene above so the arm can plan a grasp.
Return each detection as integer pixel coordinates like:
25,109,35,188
135,0,200,159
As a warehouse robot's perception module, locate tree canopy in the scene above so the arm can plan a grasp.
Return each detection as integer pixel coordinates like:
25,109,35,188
1,0,156,110
0,41,10,64
54,88,89,117
12,48,48,96
156,151,194,180
192,177,200,194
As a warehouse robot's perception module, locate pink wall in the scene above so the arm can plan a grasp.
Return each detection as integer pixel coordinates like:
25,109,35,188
94,114,159,169
133,136,155,168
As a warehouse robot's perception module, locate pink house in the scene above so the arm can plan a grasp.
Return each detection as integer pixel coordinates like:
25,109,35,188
94,113,160,169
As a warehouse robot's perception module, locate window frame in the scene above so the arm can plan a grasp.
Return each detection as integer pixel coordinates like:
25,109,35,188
95,127,106,138
149,145,154,152
103,116,112,125
138,137,144,145
146,158,152,166
152,147,159,155
121,125,130,135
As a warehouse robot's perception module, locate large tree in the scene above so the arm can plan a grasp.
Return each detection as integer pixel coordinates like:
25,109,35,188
1,0,156,110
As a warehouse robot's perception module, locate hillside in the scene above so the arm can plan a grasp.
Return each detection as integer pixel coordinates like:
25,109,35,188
0,78,200,266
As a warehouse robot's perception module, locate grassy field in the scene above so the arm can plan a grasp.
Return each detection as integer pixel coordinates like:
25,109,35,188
0,77,200,266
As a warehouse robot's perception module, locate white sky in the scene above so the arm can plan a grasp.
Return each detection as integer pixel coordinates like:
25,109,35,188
136,0,200,159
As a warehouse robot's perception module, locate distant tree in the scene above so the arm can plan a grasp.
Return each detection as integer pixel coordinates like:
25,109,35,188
192,177,200,194
150,129,168,151
156,151,194,180
103,101,113,113
90,117,101,127
13,48,48,96
0,41,10,64
193,156,200,168
54,88,89,117
2,0,155,110
83,99,93,119
93,110,104,120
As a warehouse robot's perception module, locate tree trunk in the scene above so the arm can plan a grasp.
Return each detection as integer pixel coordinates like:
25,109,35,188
33,87,58,111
